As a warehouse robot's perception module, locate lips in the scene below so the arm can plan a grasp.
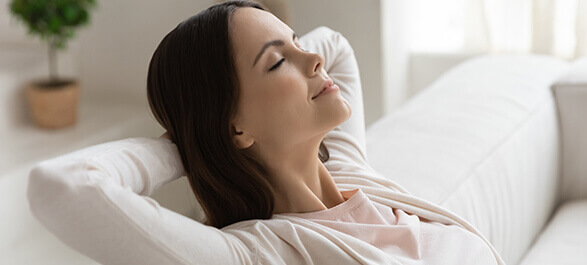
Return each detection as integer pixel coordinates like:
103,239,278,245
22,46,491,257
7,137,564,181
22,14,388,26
312,79,334,100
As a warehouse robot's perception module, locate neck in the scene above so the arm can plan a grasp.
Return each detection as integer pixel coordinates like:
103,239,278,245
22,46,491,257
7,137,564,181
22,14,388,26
272,160,345,214
251,137,346,214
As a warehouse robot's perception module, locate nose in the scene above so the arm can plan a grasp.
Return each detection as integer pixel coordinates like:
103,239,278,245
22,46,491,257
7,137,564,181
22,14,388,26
306,51,325,77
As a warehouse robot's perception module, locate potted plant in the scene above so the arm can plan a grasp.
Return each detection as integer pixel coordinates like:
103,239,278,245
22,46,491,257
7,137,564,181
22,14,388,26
9,0,97,129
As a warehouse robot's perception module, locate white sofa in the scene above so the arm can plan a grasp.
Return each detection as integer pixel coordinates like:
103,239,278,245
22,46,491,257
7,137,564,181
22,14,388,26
366,55,587,265
2,54,586,264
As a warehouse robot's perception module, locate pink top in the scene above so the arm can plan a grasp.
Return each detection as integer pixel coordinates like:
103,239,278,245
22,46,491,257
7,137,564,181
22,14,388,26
278,188,497,264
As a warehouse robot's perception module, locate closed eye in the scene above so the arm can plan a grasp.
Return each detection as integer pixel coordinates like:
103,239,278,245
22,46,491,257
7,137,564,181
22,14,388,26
268,42,306,72
269,58,285,71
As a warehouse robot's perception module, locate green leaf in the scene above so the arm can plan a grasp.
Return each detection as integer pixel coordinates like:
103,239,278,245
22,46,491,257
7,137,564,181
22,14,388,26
48,16,62,33
63,5,78,24
79,9,88,24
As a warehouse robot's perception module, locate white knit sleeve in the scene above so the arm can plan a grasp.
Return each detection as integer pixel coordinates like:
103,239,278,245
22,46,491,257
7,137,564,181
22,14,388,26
27,137,255,265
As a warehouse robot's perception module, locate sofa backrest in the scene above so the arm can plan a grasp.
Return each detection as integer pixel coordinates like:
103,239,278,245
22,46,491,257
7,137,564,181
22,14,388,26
366,55,570,265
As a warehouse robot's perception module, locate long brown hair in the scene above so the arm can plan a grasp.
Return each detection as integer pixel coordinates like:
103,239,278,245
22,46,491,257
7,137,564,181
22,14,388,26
146,0,330,229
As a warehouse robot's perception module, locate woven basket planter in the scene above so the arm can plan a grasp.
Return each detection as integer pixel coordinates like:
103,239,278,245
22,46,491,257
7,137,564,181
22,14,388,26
25,79,80,129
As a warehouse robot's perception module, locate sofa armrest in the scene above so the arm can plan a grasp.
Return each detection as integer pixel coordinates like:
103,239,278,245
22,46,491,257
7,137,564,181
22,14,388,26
552,57,587,202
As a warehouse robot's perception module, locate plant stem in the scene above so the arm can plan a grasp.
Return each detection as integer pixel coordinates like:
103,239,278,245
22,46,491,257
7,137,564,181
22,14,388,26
48,38,57,83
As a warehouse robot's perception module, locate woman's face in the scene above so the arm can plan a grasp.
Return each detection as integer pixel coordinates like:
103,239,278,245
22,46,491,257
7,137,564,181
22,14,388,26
229,7,351,150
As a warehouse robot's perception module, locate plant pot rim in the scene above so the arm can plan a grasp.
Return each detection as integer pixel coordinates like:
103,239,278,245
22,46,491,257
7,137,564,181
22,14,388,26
29,77,79,89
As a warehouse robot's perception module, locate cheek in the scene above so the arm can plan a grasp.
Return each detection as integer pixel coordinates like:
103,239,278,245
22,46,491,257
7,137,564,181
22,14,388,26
266,78,307,115
259,77,311,127
237,69,319,144
274,77,305,102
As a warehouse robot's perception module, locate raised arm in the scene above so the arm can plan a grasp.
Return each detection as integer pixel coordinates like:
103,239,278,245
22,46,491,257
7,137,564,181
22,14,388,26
27,137,255,264
299,26,369,166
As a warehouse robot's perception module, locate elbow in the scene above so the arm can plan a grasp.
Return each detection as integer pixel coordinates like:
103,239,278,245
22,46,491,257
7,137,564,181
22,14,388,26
27,162,61,220
26,159,86,224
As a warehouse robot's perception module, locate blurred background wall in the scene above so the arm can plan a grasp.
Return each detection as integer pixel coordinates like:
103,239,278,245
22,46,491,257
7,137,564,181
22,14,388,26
1,0,585,129
1,0,384,128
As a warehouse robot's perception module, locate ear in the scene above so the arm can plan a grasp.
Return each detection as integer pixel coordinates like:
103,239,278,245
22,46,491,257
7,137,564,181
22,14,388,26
232,124,255,149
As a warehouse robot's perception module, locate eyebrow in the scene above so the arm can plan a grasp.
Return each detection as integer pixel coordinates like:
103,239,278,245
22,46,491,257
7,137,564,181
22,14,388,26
253,32,298,68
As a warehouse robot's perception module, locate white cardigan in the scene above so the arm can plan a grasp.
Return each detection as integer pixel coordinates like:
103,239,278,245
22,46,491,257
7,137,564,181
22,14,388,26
27,26,505,265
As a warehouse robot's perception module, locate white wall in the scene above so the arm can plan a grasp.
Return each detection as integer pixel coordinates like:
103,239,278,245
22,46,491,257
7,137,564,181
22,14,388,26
409,52,480,97
74,1,215,106
380,0,410,116
1,0,384,127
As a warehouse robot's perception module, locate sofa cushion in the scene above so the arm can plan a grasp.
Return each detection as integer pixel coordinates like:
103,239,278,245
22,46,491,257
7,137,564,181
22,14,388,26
517,200,587,265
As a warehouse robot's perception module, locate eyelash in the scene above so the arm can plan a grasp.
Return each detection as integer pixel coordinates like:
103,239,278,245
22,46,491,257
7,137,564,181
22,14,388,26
268,43,307,72
269,58,285,71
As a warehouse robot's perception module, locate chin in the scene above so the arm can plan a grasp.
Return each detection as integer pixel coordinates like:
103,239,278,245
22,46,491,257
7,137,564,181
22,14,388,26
346,102,353,121
332,101,352,128
317,96,352,133
341,97,352,122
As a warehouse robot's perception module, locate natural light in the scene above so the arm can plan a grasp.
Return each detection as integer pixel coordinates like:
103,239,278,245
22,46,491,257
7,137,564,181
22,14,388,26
407,0,582,59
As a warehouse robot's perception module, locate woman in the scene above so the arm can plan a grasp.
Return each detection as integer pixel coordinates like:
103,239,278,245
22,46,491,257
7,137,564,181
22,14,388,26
28,1,505,264
148,0,353,228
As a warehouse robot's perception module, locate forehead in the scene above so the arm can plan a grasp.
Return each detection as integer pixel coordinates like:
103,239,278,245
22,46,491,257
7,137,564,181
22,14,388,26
230,7,290,63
